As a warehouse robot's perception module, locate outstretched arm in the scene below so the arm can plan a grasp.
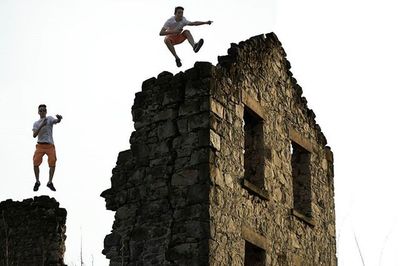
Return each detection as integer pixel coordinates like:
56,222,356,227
187,20,213,26
55,114,63,124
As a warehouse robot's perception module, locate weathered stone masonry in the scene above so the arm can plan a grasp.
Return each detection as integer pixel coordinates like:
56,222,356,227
0,196,67,266
102,32,336,265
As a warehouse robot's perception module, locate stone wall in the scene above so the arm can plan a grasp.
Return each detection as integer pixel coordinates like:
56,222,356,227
209,33,336,265
0,196,67,266
102,32,336,265
101,63,214,265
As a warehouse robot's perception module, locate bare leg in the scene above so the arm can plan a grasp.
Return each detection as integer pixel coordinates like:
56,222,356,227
164,38,180,60
34,166,40,182
49,166,55,183
182,30,195,48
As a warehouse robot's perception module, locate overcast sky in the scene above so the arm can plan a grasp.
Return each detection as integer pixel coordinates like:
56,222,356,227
1,0,400,265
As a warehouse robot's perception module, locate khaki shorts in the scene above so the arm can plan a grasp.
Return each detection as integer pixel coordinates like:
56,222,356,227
33,143,57,167
165,33,187,45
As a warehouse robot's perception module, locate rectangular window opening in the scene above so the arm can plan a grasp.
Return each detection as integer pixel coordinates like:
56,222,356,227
244,240,266,266
291,141,312,217
244,106,264,188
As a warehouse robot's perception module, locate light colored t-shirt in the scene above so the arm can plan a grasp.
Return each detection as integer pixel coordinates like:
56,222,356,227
33,116,58,144
163,16,191,32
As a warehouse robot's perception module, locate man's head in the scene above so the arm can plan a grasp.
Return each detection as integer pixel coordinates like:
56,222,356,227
38,104,47,118
174,6,184,20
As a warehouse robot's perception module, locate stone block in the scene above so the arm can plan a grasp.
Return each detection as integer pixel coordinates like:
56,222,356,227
188,112,210,130
163,87,184,105
166,243,197,261
157,120,177,139
210,130,221,151
154,108,178,122
172,169,199,186
185,80,210,98
177,118,188,134
210,99,224,119
194,61,214,78
190,148,210,165
156,71,173,84
141,77,156,90
173,204,209,222
187,184,209,204
179,100,201,116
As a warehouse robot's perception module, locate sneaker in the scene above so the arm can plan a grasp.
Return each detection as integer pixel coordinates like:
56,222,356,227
176,58,182,67
47,182,56,191
33,181,40,192
193,39,204,53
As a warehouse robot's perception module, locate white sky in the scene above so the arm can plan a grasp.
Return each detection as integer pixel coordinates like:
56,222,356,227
1,0,400,265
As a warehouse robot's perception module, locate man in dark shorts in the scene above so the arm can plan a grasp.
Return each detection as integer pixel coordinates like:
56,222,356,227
160,6,213,67
32,104,63,192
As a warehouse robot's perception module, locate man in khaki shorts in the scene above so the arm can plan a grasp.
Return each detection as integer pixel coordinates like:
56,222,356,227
32,104,63,191
160,6,213,67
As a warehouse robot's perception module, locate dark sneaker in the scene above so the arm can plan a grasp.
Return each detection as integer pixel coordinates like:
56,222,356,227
33,181,40,192
176,58,182,67
47,182,56,191
193,39,204,53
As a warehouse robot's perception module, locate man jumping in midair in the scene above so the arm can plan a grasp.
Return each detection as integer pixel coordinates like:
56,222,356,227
32,104,63,192
160,6,213,67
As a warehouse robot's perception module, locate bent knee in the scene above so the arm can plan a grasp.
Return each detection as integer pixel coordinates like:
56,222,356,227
164,38,172,45
182,29,190,35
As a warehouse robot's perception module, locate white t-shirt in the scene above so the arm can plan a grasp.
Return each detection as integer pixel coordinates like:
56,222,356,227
33,116,58,144
163,16,191,32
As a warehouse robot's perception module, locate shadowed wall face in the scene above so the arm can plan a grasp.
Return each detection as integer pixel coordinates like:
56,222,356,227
101,67,213,265
0,196,67,266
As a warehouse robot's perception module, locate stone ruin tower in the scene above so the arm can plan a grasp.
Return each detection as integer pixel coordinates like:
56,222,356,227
101,32,336,265
0,196,67,266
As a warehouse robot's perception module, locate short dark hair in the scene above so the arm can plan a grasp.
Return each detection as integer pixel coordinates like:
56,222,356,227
38,104,46,109
174,6,184,14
